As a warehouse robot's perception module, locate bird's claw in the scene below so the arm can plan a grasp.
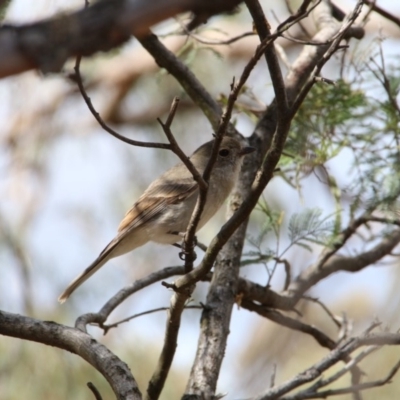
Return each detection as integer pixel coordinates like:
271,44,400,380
179,250,197,261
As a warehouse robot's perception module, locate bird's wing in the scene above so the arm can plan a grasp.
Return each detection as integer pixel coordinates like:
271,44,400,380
118,171,198,233
58,177,198,303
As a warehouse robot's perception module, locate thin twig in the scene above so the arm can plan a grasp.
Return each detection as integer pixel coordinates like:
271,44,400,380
74,55,171,149
157,97,207,190
176,22,256,45
368,55,400,116
313,209,372,272
290,0,364,118
253,332,400,400
362,0,400,27
277,0,317,32
284,0,312,38
103,305,202,332
301,295,342,329
289,228,400,302
87,382,103,400
180,30,282,270
285,360,400,399
274,257,291,290
242,300,337,350
75,266,186,332
305,346,379,393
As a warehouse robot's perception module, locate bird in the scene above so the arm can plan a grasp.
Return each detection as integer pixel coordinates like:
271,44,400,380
58,136,255,303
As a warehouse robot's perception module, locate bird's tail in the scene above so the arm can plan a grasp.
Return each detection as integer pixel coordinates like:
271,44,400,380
58,223,146,303
58,255,109,303
58,237,123,303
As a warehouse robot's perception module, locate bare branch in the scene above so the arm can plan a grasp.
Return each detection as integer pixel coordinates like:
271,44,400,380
303,346,380,394
157,97,207,190
290,0,364,117
146,284,194,400
87,382,104,400
178,29,256,46
184,2,365,396
0,311,141,400
302,296,342,329
245,0,288,116
289,228,400,300
362,0,400,28
253,332,400,400
138,33,223,130
73,54,171,149
285,0,363,105
237,277,295,311
241,300,337,350
282,360,400,399
75,266,185,332
0,0,244,78
103,305,202,332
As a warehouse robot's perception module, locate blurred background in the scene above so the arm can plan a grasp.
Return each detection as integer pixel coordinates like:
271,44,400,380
1,0,400,399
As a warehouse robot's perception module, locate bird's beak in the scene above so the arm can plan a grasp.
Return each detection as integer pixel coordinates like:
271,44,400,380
239,146,256,157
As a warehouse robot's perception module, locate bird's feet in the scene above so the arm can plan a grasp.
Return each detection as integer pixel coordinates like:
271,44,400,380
170,231,198,261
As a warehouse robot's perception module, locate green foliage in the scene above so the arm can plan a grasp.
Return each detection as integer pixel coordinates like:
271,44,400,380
251,201,284,244
243,201,282,267
240,52,400,293
279,54,400,218
286,79,368,163
345,57,400,212
288,208,336,252
245,205,336,270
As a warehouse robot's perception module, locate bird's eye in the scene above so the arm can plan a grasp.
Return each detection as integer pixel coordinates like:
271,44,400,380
219,149,230,157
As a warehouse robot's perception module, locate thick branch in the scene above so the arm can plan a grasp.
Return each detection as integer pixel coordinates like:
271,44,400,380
290,229,400,299
146,285,193,400
0,311,141,400
245,0,288,115
183,1,361,396
0,0,243,78
255,332,400,400
241,300,336,350
139,34,222,130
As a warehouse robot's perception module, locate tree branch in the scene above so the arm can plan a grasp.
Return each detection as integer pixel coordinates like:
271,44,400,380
253,332,400,400
0,0,244,78
146,284,194,400
74,53,172,149
183,1,366,396
289,229,400,300
362,0,400,28
245,0,288,116
138,33,223,130
75,266,185,332
0,311,141,400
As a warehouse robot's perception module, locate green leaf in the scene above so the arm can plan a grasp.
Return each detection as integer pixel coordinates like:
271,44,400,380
288,208,335,250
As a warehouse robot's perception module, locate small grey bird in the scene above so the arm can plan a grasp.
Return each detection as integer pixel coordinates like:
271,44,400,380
58,137,254,303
